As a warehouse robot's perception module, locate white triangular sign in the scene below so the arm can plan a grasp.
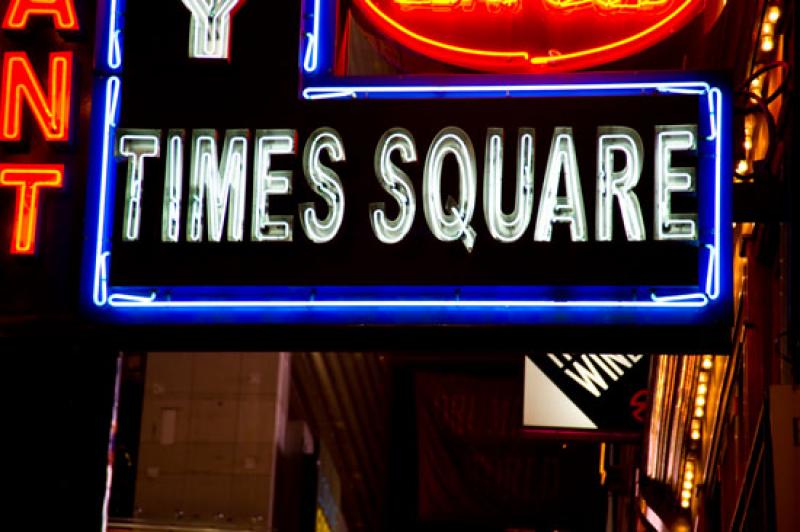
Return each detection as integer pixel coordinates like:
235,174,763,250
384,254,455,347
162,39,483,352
523,357,598,430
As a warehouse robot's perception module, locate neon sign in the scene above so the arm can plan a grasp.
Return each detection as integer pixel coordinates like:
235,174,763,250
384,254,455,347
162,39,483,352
113,123,699,252
0,0,76,255
352,0,703,72
82,1,730,331
0,164,64,254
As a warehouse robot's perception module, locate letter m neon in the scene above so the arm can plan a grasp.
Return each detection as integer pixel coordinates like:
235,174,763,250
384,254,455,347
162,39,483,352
1,51,73,142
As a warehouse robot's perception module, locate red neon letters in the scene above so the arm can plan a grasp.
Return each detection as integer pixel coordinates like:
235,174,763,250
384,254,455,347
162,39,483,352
0,51,73,142
2,0,79,30
0,164,64,254
354,0,703,72
0,1,76,255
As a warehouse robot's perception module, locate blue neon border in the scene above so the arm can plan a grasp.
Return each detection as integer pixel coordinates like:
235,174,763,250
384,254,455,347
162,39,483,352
82,0,732,325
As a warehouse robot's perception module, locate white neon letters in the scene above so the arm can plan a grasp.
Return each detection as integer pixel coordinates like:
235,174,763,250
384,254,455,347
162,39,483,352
117,130,161,242
534,128,587,242
371,128,417,244
187,129,249,243
180,0,244,60
655,125,697,241
596,127,645,242
483,128,535,243
114,123,701,248
300,128,346,243
252,130,296,242
162,130,185,243
423,127,477,252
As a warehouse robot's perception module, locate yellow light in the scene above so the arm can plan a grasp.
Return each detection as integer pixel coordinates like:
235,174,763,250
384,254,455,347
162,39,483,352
743,137,753,151
685,470,694,481
702,357,713,370
767,5,781,23
681,499,690,508
695,407,705,418
682,489,691,499
698,383,708,395
761,35,775,52
684,480,693,490
698,372,709,383
736,160,749,174
696,395,706,407
762,22,774,35
691,430,701,440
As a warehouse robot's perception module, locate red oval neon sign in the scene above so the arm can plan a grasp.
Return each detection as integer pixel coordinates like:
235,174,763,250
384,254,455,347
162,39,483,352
352,0,703,73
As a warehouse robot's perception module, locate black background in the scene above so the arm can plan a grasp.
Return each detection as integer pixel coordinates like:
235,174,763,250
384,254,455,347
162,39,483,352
110,0,704,288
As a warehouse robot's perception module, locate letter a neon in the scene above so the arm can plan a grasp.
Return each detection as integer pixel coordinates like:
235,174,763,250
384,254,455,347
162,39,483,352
2,0,79,30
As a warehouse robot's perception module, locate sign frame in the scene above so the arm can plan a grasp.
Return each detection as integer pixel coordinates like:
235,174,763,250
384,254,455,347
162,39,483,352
82,0,731,326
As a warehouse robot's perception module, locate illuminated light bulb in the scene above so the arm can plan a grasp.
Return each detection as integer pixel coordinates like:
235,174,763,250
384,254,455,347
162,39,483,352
681,499,690,509
743,137,753,151
695,407,705,418
684,480,693,490
691,419,701,440
762,22,774,36
761,35,775,52
702,357,713,370
767,5,781,23
698,372,709,383
685,470,694,481
736,160,749,174
698,383,708,395
681,489,691,499
696,396,706,408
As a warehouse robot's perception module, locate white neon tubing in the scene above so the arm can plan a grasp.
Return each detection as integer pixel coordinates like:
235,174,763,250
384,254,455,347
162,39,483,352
596,127,645,242
654,124,697,241
302,81,713,100
252,129,296,242
107,294,709,308
117,131,161,242
303,0,322,72
93,76,121,306
534,127,587,242
300,127,346,243
187,129,249,243
180,0,244,60
107,0,122,69
371,128,417,244
423,127,477,251
162,130,185,243
483,128,535,243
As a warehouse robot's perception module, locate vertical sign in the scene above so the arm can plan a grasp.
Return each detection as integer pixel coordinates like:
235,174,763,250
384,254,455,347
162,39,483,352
0,0,77,255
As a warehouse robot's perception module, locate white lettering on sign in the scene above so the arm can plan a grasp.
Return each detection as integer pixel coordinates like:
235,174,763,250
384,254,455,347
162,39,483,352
115,124,700,248
300,127,346,244
423,127,478,252
187,129,249,243
655,124,697,241
180,0,245,60
371,128,418,244
596,126,645,241
252,129,296,242
483,128,535,243
534,128,588,242
547,352,644,398
162,130,185,243
117,131,161,242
